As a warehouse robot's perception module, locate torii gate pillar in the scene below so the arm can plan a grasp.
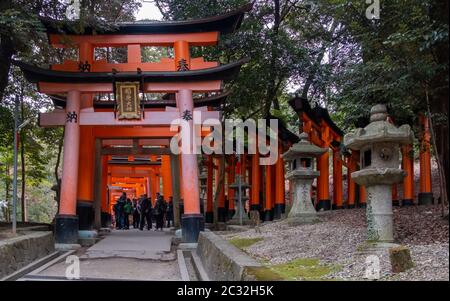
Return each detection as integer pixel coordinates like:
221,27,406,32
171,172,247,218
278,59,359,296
177,89,204,242
55,90,81,244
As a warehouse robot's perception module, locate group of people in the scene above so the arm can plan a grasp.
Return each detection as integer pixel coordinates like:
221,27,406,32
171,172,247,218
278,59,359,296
113,192,174,231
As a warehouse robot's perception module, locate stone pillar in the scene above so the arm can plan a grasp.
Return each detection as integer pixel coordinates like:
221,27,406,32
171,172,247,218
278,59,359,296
418,114,433,205
287,170,319,225
177,89,203,242
56,90,81,244
366,185,394,242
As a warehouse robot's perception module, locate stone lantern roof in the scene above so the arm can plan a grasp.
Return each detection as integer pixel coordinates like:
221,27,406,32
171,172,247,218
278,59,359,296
344,104,413,150
282,132,327,161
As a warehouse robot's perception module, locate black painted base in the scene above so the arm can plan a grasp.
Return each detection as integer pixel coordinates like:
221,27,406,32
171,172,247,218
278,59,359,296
273,204,284,220
181,214,205,243
263,209,273,222
218,207,227,222
347,204,356,209
392,200,400,207
332,204,343,210
76,201,94,230
101,212,112,228
402,199,415,206
358,203,367,209
316,199,331,211
55,214,79,244
418,193,434,205
205,211,214,223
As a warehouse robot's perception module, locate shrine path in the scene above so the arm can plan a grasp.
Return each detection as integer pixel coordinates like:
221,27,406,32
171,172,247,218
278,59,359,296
33,229,181,281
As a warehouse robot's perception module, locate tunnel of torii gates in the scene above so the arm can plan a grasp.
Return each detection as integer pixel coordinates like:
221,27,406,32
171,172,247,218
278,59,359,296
15,3,435,244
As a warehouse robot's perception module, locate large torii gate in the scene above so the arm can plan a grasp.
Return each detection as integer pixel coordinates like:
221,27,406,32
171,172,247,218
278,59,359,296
15,4,252,244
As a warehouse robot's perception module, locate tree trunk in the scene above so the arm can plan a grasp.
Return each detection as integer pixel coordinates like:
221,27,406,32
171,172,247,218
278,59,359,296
20,95,26,222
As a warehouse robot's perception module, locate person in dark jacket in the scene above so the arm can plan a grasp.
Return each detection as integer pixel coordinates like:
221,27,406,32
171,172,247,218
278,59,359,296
116,192,127,229
139,194,152,230
123,198,132,230
154,193,166,231
132,198,140,229
166,196,174,228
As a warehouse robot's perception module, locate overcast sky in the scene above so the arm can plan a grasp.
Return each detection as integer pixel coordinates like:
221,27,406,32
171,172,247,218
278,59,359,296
135,1,163,21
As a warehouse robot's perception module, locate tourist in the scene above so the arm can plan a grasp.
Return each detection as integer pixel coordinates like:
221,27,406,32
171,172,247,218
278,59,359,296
139,194,153,230
123,198,132,230
166,196,174,228
154,193,166,231
132,198,140,229
116,192,127,229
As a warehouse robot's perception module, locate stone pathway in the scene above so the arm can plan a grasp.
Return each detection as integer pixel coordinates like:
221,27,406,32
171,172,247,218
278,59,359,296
34,229,181,281
83,229,175,260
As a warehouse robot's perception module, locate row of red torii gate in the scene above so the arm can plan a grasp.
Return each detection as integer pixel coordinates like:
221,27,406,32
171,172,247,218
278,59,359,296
15,4,434,243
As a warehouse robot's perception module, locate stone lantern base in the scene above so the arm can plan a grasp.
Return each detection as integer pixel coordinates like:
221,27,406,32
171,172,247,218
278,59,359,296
287,171,320,226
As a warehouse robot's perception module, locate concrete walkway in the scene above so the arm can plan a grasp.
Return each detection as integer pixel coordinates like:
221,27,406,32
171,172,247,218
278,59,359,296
83,229,175,260
33,228,181,281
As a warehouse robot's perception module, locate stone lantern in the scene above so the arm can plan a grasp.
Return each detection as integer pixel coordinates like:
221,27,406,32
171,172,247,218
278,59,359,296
344,104,413,242
282,132,327,225
228,180,251,224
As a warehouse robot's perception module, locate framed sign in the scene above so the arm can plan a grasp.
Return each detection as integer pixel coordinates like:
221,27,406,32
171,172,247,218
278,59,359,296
116,81,141,120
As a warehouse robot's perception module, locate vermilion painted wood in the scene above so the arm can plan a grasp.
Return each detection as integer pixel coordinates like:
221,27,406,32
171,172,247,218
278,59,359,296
39,111,220,127
419,114,432,194
59,90,81,215
51,57,218,72
49,32,220,47
38,81,222,93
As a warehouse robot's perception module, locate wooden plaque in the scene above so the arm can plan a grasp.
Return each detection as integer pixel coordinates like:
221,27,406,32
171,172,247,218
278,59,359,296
116,81,141,120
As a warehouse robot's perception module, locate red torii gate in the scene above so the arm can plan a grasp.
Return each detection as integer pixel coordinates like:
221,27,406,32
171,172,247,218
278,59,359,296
15,4,252,243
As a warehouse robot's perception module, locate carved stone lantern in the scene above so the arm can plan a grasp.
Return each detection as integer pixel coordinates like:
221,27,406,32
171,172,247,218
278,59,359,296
282,132,327,225
344,104,413,242
228,180,251,225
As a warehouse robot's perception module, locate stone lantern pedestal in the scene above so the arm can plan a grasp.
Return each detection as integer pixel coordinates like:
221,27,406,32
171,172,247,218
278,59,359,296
228,178,251,225
344,104,413,242
282,133,327,225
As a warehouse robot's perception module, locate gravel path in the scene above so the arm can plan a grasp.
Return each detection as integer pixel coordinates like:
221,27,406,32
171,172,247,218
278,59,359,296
221,206,448,281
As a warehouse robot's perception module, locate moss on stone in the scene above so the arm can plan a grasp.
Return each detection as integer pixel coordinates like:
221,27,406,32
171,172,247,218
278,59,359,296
268,258,341,280
243,266,286,281
229,237,263,249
